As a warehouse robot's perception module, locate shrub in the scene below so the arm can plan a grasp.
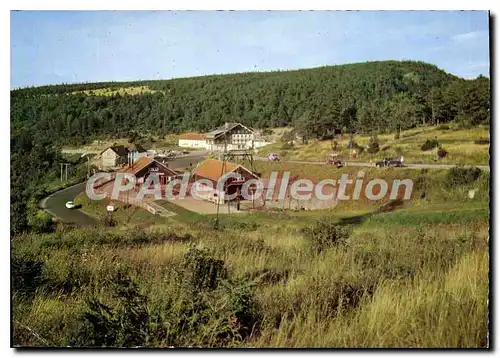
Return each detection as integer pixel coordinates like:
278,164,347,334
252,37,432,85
77,250,261,347
183,247,227,291
12,255,45,294
261,128,273,136
347,136,357,149
414,175,429,199
102,215,117,227
228,219,258,232
394,131,400,140
421,138,440,151
474,138,490,145
437,148,448,159
281,142,294,150
367,135,380,154
444,167,482,189
78,274,164,347
302,220,350,253
437,124,450,130
30,210,55,233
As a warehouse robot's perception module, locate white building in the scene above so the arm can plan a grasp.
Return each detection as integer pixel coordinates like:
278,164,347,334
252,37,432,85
246,138,270,149
204,122,255,151
178,133,207,149
177,123,270,152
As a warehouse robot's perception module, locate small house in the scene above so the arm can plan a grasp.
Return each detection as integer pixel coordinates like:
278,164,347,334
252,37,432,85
100,145,129,169
190,159,259,203
120,156,179,187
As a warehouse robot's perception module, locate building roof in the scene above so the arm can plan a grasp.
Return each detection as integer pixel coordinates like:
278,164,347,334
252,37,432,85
204,122,254,139
119,156,177,176
100,143,146,156
101,145,129,156
192,159,257,182
179,132,206,140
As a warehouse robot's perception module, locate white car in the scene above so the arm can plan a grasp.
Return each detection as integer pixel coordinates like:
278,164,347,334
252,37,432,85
268,153,280,161
65,201,76,209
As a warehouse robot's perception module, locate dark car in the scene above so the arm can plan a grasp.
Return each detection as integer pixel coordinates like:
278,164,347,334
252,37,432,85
326,153,344,168
376,156,404,168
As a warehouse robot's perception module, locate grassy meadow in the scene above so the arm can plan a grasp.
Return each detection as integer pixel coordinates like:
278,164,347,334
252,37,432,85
258,125,490,165
71,86,164,96
13,161,490,347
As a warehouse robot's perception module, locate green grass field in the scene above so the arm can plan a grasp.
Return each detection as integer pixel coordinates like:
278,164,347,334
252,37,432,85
259,125,490,165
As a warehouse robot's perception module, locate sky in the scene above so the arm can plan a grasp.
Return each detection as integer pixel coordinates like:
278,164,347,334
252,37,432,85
10,10,490,88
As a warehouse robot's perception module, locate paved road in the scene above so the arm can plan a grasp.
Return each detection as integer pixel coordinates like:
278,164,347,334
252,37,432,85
254,156,490,170
41,183,98,226
41,153,208,225
166,151,207,170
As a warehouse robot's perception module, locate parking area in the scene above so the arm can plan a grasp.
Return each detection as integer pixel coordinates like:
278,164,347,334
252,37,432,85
167,196,248,214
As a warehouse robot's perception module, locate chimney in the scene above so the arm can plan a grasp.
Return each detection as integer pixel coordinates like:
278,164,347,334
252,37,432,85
225,122,229,129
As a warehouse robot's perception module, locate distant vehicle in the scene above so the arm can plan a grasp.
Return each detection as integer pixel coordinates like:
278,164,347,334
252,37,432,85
65,201,76,209
268,153,280,161
376,156,404,168
182,150,190,155
165,150,176,159
326,153,344,168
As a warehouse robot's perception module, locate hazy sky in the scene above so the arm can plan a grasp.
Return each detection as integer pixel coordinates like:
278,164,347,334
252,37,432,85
11,10,490,88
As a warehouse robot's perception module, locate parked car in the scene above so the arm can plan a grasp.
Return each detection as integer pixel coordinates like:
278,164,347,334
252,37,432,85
65,201,76,209
375,156,404,168
268,153,280,161
326,153,344,168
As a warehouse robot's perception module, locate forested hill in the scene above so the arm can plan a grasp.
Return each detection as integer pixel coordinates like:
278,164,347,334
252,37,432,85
11,60,489,145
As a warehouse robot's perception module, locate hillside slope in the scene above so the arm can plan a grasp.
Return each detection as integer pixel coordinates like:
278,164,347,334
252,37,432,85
11,60,489,146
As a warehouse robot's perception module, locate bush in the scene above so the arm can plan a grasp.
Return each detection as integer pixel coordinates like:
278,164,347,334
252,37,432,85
281,142,294,150
30,210,55,233
444,167,482,189
78,274,165,347
394,131,400,140
102,215,117,227
77,249,261,347
302,220,350,253
367,135,380,154
474,138,490,145
12,255,45,294
347,136,357,149
437,124,450,130
261,128,273,136
437,148,448,159
421,138,440,151
228,219,258,232
183,247,227,291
